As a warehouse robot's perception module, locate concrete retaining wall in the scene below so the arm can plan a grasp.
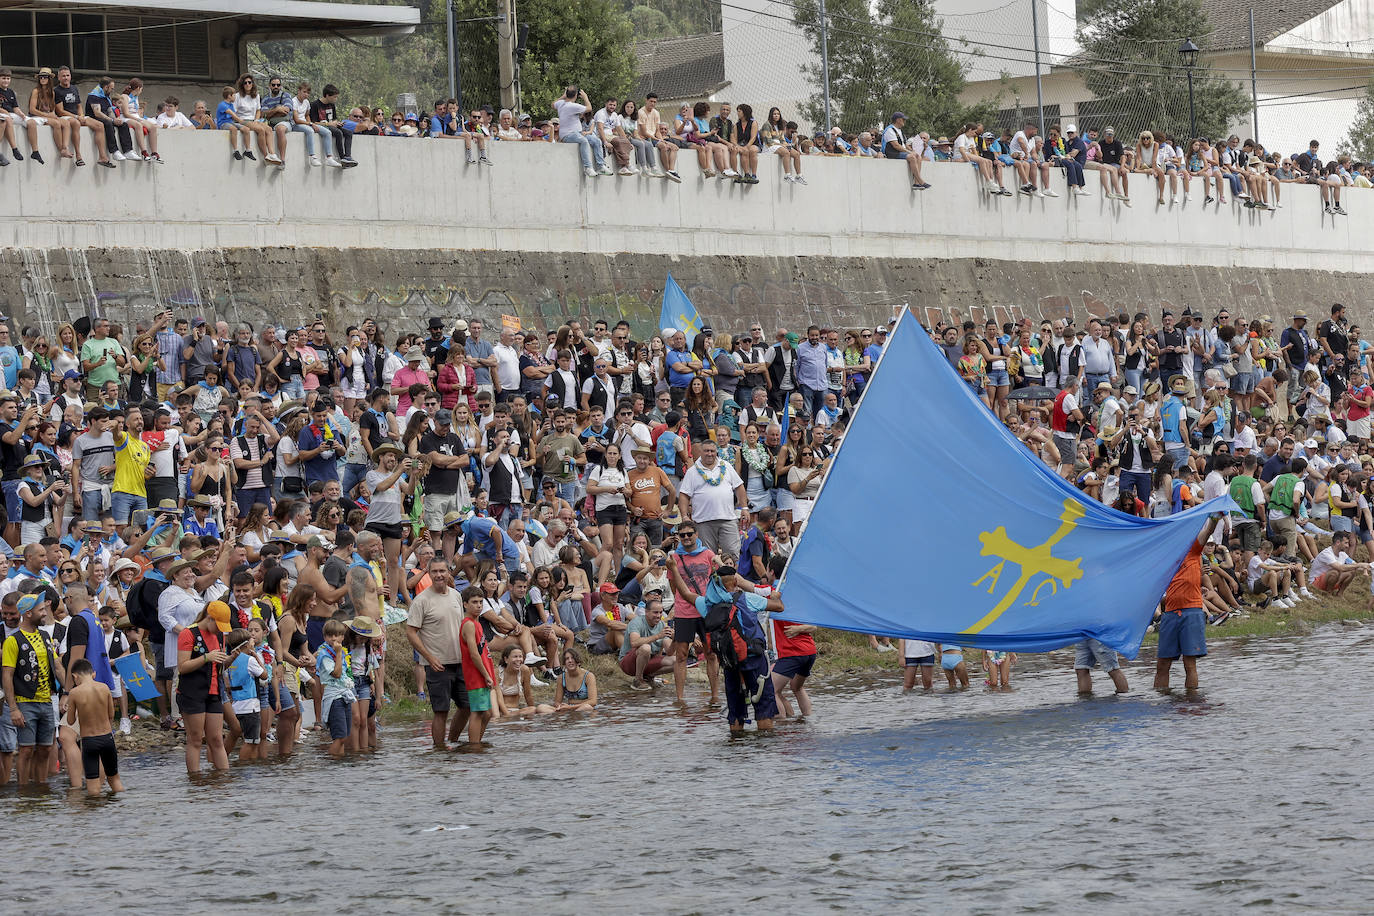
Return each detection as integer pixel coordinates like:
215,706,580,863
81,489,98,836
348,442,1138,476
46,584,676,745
0,130,1368,337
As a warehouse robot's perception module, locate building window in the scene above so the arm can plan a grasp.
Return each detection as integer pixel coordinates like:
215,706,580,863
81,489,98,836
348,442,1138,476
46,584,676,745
0,12,208,79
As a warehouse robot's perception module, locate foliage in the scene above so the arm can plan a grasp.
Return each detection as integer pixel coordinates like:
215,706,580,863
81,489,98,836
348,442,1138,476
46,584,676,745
1073,0,1251,140
1337,79,1374,162
249,0,635,119
791,0,1000,136
621,0,716,39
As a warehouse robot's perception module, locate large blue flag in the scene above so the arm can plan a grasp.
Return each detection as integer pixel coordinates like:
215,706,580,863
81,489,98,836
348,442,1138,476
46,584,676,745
777,314,1235,657
660,273,703,346
112,652,161,702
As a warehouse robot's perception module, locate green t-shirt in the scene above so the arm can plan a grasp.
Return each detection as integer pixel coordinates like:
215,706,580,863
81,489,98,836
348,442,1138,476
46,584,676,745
80,337,125,387
618,613,668,660
539,433,584,483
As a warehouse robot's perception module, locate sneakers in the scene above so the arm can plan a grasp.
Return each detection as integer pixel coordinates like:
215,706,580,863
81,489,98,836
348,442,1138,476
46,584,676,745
265,153,282,165
1300,587,1314,599
30,151,43,165
1042,188,1059,197
617,166,634,175
996,186,1012,196
783,174,795,183
326,156,342,168
1205,196,1214,204
111,151,125,161
648,167,665,178
1077,187,1091,196
341,157,358,168
702,168,715,178
629,680,651,691
723,168,738,178
598,164,614,176
243,150,257,161
665,170,682,183
119,717,131,735
10,147,21,161
584,166,597,178
1121,196,1132,207
1157,197,1166,206
233,150,243,161
1334,204,1348,215
1104,191,1117,200
309,155,321,167
524,651,547,667
794,174,808,185
528,674,550,688
875,642,896,653
151,152,164,164
1019,183,1035,195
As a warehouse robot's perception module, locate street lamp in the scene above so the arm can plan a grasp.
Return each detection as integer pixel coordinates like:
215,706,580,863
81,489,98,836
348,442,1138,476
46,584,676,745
1179,38,1199,139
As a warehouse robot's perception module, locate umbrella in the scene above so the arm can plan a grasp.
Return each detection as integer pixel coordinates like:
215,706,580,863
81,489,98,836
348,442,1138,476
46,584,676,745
1008,385,1056,401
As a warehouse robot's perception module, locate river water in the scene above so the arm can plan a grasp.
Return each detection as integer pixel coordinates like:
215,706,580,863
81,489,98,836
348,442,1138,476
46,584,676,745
7,627,1371,913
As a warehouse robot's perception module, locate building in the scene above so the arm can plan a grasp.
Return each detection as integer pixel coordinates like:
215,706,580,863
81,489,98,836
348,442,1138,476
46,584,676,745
0,0,417,99
634,31,729,111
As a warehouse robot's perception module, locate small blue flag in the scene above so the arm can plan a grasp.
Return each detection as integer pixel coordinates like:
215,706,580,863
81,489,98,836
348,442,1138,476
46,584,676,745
660,274,703,347
113,652,160,702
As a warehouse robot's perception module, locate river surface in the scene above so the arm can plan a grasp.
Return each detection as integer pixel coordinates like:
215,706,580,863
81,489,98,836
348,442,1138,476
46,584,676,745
7,627,1371,913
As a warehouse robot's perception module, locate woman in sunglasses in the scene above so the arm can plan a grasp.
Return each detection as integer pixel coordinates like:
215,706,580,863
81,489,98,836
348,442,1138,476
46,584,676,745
26,67,67,163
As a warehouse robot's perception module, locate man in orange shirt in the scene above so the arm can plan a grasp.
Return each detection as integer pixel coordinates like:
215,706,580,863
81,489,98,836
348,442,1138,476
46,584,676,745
1155,514,1222,691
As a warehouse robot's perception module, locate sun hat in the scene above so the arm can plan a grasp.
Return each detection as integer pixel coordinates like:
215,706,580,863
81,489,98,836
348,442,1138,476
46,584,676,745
371,442,405,462
348,616,384,639
405,347,424,362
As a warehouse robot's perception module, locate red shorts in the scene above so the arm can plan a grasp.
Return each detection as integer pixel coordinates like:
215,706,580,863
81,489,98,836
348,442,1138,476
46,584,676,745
619,650,672,678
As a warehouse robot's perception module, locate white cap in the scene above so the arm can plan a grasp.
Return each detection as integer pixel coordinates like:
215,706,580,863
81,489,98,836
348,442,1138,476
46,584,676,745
661,327,677,339
1065,123,1078,134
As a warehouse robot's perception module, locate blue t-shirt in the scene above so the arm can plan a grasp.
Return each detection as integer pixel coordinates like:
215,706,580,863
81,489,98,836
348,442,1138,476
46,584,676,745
666,348,695,387
0,345,19,388
465,339,494,386
215,100,234,129
297,422,340,483
461,517,519,564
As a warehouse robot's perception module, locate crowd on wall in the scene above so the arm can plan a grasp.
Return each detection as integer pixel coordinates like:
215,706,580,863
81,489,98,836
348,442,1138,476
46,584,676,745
0,64,1365,210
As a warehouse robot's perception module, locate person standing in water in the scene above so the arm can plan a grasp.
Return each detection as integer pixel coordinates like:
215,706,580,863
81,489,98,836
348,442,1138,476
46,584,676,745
1155,514,1223,691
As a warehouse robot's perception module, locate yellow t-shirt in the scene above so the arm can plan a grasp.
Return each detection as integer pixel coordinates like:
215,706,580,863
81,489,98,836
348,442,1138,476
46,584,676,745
113,431,150,497
1,630,53,702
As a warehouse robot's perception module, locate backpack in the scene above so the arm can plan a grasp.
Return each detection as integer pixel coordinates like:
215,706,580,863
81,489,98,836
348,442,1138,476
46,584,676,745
703,592,766,671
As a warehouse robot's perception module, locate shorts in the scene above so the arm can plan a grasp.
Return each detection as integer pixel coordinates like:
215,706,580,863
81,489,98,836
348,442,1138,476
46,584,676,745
153,643,175,681
941,652,963,671
772,653,816,679
986,368,1010,387
1229,371,1255,394
1231,521,1260,552
0,702,16,752
904,655,935,668
1312,572,1336,592
16,699,55,746
588,635,617,655
424,663,470,714
1332,515,1355,533
467,686,492,713
306,617,328,652
596,504,627,526
1157,607,1207,660
422,489,462,532
1073,638,1120,672
996,154,1014,166
273,682,295,711
267,114,291,128
1349,416,1371,440
365,521,405,541
724,654,777,726
176,690,224,717
239,711,261,743
325,697,352,740
618,651,672,678
673,616,708,645
80,732,119,780
1,479,21,524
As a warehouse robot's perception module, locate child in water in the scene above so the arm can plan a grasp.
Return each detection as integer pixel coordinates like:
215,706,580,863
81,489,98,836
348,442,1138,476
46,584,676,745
65,658,125,795
900,638,936,690
983,650,1017,688
940,645,970,689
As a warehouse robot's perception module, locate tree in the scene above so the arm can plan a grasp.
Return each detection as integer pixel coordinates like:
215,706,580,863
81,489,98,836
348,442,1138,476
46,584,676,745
791,0,1000,136
249,0,635,119
1338,79,1374,161
621,0,715,38
1074,0,1250,140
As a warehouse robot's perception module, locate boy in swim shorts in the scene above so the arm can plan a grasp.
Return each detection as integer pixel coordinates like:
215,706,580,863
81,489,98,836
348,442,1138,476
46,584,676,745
65,658,125,795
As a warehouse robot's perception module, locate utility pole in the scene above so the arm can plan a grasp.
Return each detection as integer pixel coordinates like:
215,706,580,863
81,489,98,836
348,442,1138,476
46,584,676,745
1249,8,1259,142
819,0,832,132
498,0,516,112
446,0,456,99
1030,0,1045,137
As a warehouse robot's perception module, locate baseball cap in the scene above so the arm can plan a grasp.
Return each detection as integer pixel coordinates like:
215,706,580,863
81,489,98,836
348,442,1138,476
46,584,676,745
62,369,80,381
434,408,453,424
599,583,620,594
206,600,232,633
306,535,332,550
891,111,906,121
1065,123,1078,134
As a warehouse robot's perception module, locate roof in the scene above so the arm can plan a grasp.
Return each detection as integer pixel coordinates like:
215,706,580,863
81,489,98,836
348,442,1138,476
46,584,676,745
1201,0,1344,50
634,32,727,101
24,0,419,37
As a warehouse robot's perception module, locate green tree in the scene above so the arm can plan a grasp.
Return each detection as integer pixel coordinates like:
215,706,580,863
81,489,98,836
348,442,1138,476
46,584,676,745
621,0,715,38
1338,78,1374,161
249,0,635,118
791,0,999,136
1073,0,1250,140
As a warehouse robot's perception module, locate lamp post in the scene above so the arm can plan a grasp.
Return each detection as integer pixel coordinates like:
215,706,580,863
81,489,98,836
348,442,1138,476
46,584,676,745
1179,38,1199,139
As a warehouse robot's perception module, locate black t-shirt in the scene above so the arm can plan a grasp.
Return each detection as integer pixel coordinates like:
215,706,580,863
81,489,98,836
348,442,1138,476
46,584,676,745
63,612,90,668
0,420,28,479
422,336,449,368
419,430,464,495
309,99,336,124
84,92,113,120
0,87,18,112
322,555,351,615
1100,139,1124,165
359,409,391,453
1320,319,1349,368
55,84,81,116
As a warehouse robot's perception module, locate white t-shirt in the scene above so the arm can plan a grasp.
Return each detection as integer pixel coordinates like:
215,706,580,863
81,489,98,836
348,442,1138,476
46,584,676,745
492,344,520,392
592,107,617,140
612,421,651,471
679,461,743,522
1011,131,1032,159
149,428,182,478
1309,546,1351,581
233,93,260,120
155,111,193,129
1232,425,1257,453
553,99,587,141
901,638,936,660
953,133,976,160
588,465,627,511
291,97,311,122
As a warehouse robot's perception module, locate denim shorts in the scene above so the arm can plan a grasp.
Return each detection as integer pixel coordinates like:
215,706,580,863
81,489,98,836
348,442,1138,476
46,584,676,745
987,368,1010,387
326,696,352,740
110,491,147,525
1074,638,1120,672
16,699,55,746
1157,608,1207,660
0,479,20,523
0,701,17,752
1229,371,1256,394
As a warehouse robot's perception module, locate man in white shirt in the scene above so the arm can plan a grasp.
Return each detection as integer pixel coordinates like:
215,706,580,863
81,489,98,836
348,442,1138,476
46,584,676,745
1231,410,1257,454
1081,320,1116,390
610,401,651,471
554,86,610,177
678,439,746,558
154,98,194,129
491,327,520,402
1309,530,1367,594
1010,121,1057,197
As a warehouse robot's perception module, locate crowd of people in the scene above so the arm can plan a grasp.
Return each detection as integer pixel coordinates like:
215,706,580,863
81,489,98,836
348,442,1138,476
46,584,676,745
943,300,1374,686
2,64,1365,207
